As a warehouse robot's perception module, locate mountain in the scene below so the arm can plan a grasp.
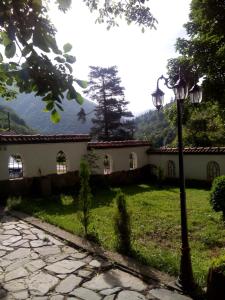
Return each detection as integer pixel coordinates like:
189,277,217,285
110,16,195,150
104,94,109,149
0,93,95,134
134,104,176,147
0,104,36,134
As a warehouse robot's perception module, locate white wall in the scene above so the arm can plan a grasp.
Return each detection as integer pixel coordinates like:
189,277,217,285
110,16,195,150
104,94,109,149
149,153,225,181
0,143,149,181
0,142,88,181
92,146,149,174
2,141,225,182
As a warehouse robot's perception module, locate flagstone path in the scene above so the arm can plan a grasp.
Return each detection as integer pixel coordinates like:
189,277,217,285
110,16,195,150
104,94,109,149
0,214,193,300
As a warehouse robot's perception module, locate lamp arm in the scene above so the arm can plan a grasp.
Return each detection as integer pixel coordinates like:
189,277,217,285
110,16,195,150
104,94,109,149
157,75,174,90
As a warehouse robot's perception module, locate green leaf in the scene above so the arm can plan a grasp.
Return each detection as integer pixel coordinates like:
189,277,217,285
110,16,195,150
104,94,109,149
46,35,62,54
65,63,73,73
64,54,76,64
75,92,84,105
63,43,72,53
0,32,11,47
0,53,3,62
75,79,88,88
45,101,54,111
54,56,65,63
5,42,16,58
56,102,64,111
67,86,76,100
33,27,50,53
51,109,61,123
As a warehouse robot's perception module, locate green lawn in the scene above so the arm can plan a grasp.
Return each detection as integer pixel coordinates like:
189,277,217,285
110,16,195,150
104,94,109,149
8,184,225,287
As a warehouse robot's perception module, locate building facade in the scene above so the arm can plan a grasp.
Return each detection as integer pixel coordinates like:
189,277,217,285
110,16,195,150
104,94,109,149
0,133,224,195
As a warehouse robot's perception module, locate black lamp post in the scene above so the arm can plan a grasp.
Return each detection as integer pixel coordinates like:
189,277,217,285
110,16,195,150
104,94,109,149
151,74,202,293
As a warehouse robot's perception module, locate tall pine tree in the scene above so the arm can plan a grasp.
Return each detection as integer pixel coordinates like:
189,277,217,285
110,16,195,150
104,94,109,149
85,66,133,141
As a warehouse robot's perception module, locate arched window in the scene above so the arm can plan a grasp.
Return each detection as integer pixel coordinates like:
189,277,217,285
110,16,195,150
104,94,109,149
103,154,112,175
167,160,176,178
56,151,67,174
8,155,23,180
207,161,220,181
129,152,137,170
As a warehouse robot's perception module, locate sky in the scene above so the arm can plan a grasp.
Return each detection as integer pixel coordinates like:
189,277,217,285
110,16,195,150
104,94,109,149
49,0,192,116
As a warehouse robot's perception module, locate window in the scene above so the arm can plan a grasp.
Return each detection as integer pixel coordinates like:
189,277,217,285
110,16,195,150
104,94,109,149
207,161,220,181
103,154,112,175
56,151,67,174
129,152,137,170
8,155,23,180
167,160,176,178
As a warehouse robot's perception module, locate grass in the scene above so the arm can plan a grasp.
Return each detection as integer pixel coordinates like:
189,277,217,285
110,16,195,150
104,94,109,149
7,183,225,287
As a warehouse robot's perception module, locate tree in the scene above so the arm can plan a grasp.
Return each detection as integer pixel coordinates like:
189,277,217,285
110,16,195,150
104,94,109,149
114,189,131,255
85,66,133,141
164,100,225,147
0,1,156,122
78,158,92,237
135,103,176,147
173,0,225,107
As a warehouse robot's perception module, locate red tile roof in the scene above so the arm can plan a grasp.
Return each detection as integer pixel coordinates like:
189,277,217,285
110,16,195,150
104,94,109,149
88,140,150,149
0,134,91,144
149,147,225,154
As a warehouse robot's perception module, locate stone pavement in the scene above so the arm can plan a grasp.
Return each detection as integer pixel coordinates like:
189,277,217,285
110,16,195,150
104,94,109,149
0,214,193,300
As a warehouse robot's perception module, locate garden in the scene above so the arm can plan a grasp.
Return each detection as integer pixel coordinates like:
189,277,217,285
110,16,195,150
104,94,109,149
7,181,225,288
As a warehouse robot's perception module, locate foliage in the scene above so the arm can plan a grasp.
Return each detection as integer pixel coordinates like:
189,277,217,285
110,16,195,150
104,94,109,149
164,101,225,147
0,1,156,122
172,0,225,108
83,149,100,174
6,196,22,210
85,66,133,140
114,189,131,255
0,0,84,122
84,0,157,31
210,176,225,220
78,158,92,236
134,103,176,147
0,104,36,134
207,255,225,300
211,255,225,275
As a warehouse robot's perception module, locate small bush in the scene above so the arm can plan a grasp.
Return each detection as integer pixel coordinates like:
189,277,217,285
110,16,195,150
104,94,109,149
210,175,225,220
207,255,225,300
7,197,22,210
114,189,131,255
78,159,92,237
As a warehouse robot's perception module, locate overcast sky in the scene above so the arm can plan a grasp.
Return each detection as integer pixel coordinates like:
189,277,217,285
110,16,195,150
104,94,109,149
50,0,191,115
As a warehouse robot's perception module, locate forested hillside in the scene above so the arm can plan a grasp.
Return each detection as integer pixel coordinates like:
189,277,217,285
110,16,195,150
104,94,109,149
134,103,176,148
0,93,95,134
0,105,35,134
135,101,225,148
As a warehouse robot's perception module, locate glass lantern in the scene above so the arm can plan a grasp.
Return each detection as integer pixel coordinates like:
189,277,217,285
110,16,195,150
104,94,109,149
173,77,188,100
189,84,202,104
151,87,165,111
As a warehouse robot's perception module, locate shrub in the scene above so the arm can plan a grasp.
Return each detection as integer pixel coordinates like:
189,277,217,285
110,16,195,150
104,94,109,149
114,189,131,255
6,197,22,210
207,255,225,300
210,175,225,220
78,158,92,237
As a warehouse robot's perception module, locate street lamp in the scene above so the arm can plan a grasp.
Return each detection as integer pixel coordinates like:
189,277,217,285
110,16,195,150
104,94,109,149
151,74,202,293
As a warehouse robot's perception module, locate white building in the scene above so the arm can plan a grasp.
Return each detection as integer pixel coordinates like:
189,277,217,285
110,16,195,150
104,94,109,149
0,133,223,196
